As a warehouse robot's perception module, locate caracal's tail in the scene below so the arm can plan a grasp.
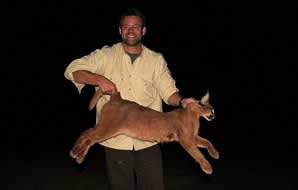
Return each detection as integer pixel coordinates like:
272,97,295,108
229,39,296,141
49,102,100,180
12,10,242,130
88,88,103,111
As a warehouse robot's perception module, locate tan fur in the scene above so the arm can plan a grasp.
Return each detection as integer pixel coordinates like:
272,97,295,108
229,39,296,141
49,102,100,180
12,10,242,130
70,90,219,175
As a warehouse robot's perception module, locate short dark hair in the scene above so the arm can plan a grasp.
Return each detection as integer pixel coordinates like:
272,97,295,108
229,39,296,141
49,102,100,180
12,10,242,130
119,8,146,27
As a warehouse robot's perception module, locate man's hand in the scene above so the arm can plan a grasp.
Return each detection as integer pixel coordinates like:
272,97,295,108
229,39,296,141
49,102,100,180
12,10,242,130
168,92,195,108
180,97,197,108
97,75,118,95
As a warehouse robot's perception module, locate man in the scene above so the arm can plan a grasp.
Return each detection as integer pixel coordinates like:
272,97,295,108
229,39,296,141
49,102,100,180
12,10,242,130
64,8,192,190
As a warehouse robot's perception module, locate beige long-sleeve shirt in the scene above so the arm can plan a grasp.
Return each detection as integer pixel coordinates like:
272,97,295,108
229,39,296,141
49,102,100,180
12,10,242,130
64,42,178,150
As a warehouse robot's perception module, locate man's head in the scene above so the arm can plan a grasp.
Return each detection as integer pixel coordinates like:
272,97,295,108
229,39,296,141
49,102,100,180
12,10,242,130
119,8,146,47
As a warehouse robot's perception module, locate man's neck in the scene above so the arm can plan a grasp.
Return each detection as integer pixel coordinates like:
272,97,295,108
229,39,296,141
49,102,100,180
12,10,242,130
121,43,143,54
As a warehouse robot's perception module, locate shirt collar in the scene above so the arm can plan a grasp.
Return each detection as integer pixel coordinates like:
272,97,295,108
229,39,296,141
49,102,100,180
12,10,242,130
116,42,147,58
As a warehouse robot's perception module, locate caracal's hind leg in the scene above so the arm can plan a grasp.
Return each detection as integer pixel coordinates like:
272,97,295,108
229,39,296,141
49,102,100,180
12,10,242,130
195,136,219,159
70,125,118,164
179,137,213,175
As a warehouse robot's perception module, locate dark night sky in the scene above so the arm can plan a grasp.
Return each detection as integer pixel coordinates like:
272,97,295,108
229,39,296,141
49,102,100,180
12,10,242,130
3,0,298,169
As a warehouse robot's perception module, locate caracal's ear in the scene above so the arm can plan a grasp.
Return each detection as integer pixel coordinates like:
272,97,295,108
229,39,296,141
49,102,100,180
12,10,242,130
200,90,210,104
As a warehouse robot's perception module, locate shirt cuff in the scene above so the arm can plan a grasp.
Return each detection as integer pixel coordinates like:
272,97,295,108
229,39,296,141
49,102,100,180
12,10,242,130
162,88,179,105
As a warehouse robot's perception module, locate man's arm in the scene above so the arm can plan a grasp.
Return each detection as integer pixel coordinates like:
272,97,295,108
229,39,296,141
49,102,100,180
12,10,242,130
72,70,117,94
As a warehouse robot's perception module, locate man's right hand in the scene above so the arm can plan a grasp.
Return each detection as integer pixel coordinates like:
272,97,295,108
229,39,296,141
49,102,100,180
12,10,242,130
97,75,118,95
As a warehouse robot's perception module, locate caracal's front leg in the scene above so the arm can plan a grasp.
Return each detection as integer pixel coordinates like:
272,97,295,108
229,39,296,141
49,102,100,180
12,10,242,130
195,136,219,159
70,128,97,164
179,137,213,174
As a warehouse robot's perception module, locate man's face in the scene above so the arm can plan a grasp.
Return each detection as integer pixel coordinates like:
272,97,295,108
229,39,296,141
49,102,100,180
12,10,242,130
119,16,146,46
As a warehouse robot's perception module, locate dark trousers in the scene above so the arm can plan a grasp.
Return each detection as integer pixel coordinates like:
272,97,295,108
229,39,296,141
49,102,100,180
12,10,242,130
104,145,165,190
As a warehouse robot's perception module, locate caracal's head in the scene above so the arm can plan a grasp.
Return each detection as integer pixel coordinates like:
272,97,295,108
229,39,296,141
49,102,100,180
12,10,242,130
187,91,215,121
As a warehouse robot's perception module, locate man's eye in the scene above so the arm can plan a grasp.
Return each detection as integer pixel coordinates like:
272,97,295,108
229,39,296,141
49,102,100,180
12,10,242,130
123,25,141,30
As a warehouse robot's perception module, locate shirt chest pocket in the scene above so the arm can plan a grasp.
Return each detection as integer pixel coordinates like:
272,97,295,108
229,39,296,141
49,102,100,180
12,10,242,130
105,64,124,88
133,73,157,107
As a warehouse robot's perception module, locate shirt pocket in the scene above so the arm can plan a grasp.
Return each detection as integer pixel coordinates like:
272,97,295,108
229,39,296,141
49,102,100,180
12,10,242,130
106,67,124,89
133,74,157,107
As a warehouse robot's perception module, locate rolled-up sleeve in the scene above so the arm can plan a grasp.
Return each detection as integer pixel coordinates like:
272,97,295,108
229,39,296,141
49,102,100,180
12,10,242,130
153,55,179,104
64,49,106,93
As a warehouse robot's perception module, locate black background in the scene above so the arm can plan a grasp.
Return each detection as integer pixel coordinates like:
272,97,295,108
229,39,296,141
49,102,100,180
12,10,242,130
3,1,298,189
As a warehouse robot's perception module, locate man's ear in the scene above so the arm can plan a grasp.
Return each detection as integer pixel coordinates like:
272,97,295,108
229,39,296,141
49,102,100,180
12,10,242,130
142,26,147,36
119,27,122,35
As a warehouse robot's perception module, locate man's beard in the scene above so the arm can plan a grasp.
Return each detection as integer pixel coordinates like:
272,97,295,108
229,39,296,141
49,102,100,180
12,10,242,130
122,37,142,47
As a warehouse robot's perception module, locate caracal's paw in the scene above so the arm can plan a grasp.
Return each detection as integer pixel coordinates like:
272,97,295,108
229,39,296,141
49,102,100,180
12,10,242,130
209,148,220,159
69,136,93,164
200,160,213,175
